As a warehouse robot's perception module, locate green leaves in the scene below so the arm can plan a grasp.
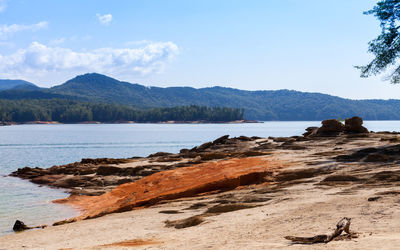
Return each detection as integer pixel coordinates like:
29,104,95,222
358,0,400,83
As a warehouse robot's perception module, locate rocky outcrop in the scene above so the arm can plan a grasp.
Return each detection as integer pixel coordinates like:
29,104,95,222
53,156,284,221
343,116,369,133
49,125,400,225
304,117,369,137
10,135,269,196
9,117,374,197
316,119,344,136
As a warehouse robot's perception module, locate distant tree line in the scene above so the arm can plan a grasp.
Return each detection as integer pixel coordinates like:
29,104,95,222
0,99,244,123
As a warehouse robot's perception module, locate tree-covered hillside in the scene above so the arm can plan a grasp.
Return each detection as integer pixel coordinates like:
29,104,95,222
0,99,243,123
2,73,400,121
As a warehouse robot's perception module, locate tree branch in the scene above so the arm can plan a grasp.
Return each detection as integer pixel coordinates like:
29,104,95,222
284,217,357,244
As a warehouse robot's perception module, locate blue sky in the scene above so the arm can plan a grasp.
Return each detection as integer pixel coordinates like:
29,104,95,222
0,0,399,99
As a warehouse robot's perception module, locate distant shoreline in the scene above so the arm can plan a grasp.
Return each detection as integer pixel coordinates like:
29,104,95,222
0,119,260,126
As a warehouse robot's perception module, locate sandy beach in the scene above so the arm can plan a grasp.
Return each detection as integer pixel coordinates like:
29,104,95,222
2,172,400,249
3,119,400,249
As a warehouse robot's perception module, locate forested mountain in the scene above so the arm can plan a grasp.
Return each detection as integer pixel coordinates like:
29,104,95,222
0,79,39,91
1,73,400,121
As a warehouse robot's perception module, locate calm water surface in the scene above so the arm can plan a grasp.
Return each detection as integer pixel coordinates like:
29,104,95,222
0,121,399,235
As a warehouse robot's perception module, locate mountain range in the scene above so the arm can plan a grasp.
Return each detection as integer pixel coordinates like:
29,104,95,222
1,73,400,121
0,79,39,91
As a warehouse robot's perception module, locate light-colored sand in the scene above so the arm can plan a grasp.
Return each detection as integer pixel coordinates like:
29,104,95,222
1,178,400,250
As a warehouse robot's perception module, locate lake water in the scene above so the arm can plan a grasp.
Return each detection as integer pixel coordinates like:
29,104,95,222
0,121,399,236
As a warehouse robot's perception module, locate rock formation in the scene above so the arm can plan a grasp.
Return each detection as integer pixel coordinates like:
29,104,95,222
303,117,369,137
10,135,271,196
54,156,284,221
343,116,369,133
316,119,344,136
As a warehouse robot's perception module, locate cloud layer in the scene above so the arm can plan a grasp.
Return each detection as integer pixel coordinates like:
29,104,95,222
96,13,112,26
0,21,48,39
0,41,179,80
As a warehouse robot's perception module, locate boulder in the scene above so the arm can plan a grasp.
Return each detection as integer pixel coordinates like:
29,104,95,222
13,220,30,232
343,116,369,133
316,119,344,136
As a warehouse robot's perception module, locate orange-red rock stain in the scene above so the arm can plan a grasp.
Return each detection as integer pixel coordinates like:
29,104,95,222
54,156,286,220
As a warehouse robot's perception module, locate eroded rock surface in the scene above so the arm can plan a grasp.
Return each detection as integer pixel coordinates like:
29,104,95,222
11,135,272,196
9,117,400,230
54,156,284,221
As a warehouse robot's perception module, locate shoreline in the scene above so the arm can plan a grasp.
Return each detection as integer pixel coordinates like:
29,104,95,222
4,119,400,127
0,119,260,126
4,117,400,248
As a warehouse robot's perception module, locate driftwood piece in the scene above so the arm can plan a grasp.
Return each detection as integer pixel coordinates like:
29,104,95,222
284,217,354,244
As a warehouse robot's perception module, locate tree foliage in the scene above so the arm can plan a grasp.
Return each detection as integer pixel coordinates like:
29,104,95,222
0,99,244,123
357,0,400,83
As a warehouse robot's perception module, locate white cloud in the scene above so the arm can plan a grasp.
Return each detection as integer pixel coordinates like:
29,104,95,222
96,13,112,26
0,0,7,13
0,41,179,80
0,21,48,39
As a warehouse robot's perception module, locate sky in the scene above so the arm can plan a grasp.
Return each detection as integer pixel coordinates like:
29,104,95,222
0,0,398,100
